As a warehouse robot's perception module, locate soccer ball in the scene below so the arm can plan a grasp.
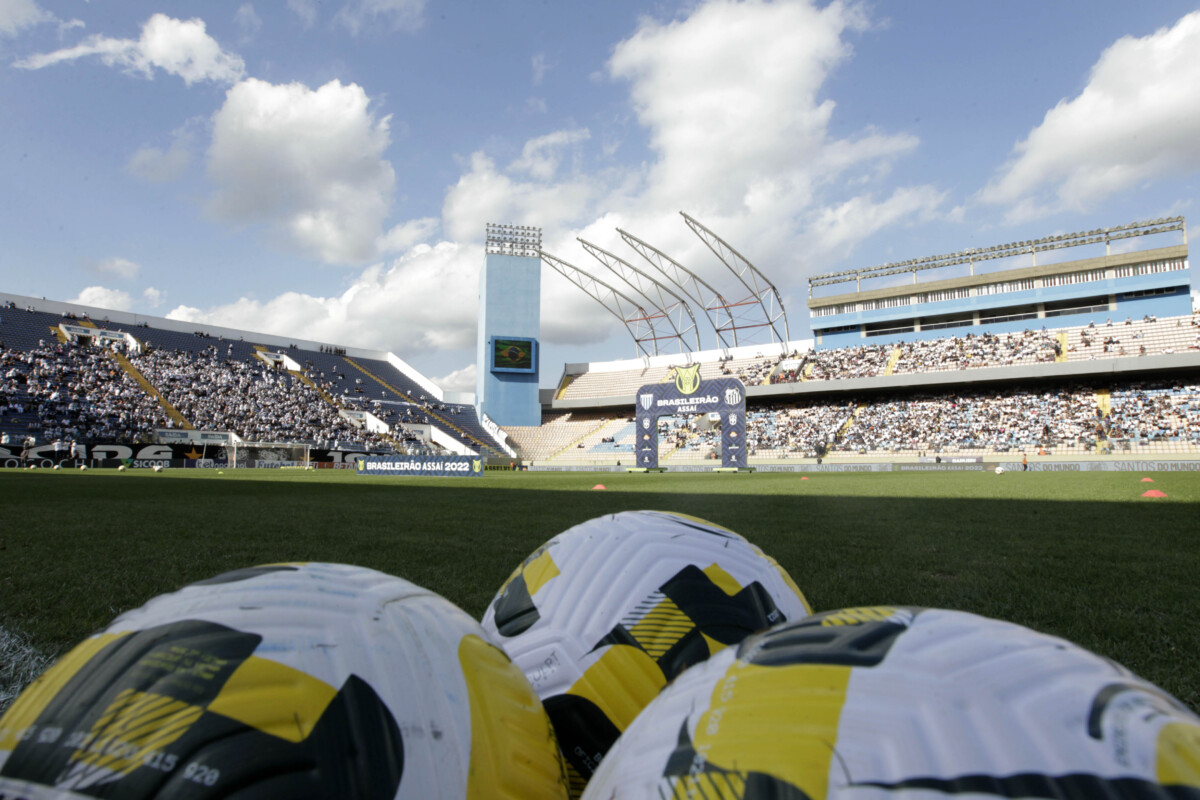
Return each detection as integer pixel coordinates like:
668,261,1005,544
52,464,60,471
995,466,1006,474
153,465,164,473
583,607,1200,799
0,563,568,799
117,465,126,472
481,510,811,795
78,464,87,471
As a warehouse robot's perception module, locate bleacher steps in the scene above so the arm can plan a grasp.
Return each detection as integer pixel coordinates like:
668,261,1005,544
110,349,195,431
548,417,614,462
343,357,502,457
884,347,902,376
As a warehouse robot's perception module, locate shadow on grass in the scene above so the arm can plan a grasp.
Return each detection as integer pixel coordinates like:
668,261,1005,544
1,474,1197,709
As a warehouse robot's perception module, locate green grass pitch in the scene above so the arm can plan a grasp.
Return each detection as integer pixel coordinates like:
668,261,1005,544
1,468,1198,710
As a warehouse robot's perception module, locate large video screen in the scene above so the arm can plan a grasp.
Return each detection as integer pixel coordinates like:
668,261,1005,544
491,336,538,374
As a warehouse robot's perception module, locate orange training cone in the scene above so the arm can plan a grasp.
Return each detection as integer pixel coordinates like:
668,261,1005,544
1141,490,1168,498
1140,477,1154,482
592,484,607,491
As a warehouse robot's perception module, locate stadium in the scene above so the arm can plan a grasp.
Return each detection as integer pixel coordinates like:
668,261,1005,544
3,215,1200,797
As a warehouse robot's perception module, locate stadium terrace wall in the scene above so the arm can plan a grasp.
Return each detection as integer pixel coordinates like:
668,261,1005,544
548,351,1200,411
0,291,450,405
528,460,1200,473
809,244,1191,349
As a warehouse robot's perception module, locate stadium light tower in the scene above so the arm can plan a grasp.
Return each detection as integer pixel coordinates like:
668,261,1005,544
476,223,542,428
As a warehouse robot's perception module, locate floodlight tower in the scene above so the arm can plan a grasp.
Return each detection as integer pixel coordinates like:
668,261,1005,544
476,223,542,428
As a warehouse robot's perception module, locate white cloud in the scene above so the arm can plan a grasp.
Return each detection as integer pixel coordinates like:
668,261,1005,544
234,4,262,42
0,0,52,37
184,0,943,369
981,11,1200,219
609,0,875,215
15,13,245,85
377,217,439,255
433,363,476,393
69,286,132,311
168,241,480,352
335,0,425,36
509,128,590,182
807,186,947,255
206,78,396,264
442,151,596,243
95,257,141,279
287,0,317,28
143,287,166,308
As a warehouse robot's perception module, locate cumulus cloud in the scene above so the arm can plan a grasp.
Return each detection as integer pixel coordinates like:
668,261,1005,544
168,241,480,352
186,0,943,368
807,186,947,255
143,287,166,308
69,286,133,312
433,363,476,393
377,217,439,255
335,0,425,36
442,151,595,243
15,13,245,85
95,257,141,279
509,128,590,182
0,0,52,37
981,11,1200,220
206,78,396,264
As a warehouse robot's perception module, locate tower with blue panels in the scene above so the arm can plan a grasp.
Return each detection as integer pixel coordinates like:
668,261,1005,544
476,224,542,427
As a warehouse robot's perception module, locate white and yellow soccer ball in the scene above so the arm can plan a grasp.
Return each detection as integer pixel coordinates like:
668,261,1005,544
584,606,1200,799
995,466,1006,474
117,465,126,472
480,510,811,796
0,563,567,800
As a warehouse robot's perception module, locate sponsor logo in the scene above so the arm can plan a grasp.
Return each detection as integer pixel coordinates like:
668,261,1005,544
641,417,651,430
674,364,702,395
472,459,482,473
728,413,737,426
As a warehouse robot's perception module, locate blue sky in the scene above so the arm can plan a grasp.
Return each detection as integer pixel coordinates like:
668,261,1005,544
2,0,1199,391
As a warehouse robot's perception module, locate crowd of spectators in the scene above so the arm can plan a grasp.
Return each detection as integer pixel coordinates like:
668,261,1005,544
1105,380,1200,445
1,340,167,444
830,386,1099,453
128,346,398,449
892,330,1059,374
746,400,853,455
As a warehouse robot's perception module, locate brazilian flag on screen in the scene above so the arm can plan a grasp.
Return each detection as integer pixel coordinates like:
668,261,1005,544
492,337,535,372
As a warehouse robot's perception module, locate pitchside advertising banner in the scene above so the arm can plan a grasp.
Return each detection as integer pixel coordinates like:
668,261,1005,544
635,366,747,469
355,455,483,477
0,442,375,469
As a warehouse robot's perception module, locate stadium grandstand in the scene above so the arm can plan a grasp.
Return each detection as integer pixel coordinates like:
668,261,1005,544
2,216,1198,471
507,217,1200,469
0,293,515,468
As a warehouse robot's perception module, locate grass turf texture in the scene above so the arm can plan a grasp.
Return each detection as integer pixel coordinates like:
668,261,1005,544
1,469,1198,711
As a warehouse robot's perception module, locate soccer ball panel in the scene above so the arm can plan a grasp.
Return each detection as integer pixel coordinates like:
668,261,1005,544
583,606,1200,799
481,511,811,795
0,563,567,800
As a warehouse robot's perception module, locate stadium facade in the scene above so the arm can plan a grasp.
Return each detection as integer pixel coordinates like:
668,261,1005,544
807,218,1190,349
